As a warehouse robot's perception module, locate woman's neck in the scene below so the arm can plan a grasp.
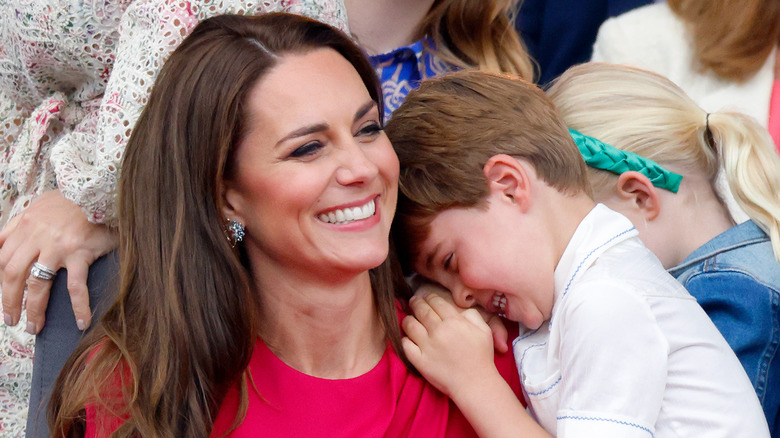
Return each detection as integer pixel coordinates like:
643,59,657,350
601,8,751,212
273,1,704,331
254,271,386,379
345,0,435,54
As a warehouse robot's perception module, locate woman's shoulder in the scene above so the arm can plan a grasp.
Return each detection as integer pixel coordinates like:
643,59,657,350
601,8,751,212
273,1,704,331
591,3,689,71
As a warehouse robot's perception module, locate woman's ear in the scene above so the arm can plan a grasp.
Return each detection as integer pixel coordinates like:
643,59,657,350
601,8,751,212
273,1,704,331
221,180,245,225
616,171,661,221
482,154,531,210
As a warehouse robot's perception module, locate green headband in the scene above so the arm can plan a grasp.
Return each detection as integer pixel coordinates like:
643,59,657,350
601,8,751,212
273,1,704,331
569,128,682,193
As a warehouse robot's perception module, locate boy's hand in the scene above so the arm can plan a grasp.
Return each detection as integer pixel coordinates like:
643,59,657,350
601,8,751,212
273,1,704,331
414,282,509,353
402,292,498,399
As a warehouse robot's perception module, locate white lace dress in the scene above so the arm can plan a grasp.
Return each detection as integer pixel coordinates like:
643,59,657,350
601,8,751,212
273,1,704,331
0,1,347,435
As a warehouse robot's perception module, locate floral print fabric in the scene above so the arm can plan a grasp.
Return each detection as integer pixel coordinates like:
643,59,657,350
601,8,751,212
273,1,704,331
0,1,347,435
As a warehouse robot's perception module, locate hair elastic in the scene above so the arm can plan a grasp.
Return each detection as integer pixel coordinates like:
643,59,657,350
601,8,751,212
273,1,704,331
569,128,683,193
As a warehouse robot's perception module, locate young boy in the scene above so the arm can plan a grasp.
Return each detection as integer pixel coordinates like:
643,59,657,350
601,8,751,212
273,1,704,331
386,70,769,438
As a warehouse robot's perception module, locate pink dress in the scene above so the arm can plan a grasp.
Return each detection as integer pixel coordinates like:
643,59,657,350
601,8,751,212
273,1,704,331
86,320,522,437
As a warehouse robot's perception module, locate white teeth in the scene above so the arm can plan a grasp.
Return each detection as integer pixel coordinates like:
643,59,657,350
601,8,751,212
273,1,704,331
318,199,376,224
492,292,506,313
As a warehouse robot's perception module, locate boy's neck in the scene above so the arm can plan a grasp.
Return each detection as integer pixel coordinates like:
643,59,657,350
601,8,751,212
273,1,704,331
538,187,598,273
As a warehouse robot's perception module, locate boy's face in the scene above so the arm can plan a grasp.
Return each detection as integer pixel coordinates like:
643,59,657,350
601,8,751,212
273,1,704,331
413,196,556,330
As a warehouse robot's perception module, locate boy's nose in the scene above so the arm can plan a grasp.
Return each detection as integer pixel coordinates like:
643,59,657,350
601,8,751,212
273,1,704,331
452,286,476,308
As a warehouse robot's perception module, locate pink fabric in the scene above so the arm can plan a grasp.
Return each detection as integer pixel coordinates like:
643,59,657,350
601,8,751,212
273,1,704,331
213,320,523,437
86,308,523,437
768,80,780,155
213,339,454,437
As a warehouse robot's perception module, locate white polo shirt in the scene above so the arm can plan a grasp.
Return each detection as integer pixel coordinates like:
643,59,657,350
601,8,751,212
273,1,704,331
513,204,769,437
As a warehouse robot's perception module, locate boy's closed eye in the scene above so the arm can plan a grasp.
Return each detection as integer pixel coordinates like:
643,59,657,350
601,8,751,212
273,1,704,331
443,253,454,271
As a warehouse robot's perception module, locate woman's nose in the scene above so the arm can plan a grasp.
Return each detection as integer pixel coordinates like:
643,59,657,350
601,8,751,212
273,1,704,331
335,140,379,186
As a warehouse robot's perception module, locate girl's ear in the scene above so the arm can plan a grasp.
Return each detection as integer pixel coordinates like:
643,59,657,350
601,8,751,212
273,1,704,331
482,154,531,210
616,171,661,220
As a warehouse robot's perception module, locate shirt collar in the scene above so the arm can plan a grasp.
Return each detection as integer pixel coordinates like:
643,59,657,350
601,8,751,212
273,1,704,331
553,204,638,306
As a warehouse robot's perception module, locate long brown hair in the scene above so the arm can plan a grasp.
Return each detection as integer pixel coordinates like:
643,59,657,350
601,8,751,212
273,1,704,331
49,13,406,437
668,0,780,82
418,0,535,80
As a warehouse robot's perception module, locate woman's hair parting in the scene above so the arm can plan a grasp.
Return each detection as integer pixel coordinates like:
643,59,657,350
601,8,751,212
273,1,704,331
667,0,780,82
386,70,589,271
49,13,406,437
547,62,780,261
418,0,535,80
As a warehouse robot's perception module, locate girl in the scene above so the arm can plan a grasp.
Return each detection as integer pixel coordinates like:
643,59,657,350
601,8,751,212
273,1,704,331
547,61,780,436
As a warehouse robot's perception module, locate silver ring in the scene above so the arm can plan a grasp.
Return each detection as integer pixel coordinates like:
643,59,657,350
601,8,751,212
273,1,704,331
30,262,56,281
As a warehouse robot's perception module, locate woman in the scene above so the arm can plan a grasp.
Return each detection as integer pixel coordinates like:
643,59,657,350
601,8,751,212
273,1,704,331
347,0,534,119
49,13,523,437
0,2,346,434
592,0,780,152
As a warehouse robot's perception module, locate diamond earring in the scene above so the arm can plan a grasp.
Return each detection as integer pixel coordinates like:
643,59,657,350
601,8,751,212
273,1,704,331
226,219,245,247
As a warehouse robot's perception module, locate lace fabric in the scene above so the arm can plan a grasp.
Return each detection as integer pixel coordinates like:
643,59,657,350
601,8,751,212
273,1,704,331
0,1,347,435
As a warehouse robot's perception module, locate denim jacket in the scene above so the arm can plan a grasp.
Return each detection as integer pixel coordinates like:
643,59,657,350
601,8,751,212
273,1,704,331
669,220,780,437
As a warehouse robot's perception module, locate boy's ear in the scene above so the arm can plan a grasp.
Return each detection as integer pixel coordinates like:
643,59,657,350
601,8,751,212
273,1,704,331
482,154,530,208
616,171,660,220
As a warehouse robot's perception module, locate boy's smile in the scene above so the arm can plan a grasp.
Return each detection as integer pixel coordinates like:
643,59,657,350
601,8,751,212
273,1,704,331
413,192,556,330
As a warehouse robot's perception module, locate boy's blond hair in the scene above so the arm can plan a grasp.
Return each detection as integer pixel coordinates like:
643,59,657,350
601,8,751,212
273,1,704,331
386,70,590,269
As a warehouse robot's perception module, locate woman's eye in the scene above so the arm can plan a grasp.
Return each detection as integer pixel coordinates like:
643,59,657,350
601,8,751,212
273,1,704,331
289,141,323,158
356,122,382,138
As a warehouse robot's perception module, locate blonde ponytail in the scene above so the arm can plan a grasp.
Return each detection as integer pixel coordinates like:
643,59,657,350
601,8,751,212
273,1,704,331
547,62,780,261
708,111,780,261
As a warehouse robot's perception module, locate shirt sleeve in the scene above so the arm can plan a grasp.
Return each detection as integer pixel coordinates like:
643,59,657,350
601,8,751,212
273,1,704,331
555,281,669,438
51,0,348,226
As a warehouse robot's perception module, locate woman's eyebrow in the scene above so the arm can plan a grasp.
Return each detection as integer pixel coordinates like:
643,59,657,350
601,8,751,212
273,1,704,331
274,101,375,147
276,123,329,146
354,100,376,122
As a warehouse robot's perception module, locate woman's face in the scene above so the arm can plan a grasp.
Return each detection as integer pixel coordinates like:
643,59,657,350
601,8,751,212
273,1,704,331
223,48,399,282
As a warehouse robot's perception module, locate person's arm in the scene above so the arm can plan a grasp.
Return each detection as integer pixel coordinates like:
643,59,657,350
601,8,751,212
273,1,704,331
0,0,349,333
402,293,552,438
682,273,776,393
0,191,117,333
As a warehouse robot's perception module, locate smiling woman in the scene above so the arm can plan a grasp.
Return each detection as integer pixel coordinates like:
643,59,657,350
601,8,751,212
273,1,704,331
45,13,524,438
223,49,399,285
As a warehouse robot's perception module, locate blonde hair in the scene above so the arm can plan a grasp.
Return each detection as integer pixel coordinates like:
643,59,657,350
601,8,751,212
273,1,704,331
667,0,780,82
418,0,535,80
547,62,780,261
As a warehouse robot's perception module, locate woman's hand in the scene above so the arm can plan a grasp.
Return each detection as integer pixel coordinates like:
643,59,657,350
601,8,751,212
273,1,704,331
0,190,118,334
413,282,510,353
